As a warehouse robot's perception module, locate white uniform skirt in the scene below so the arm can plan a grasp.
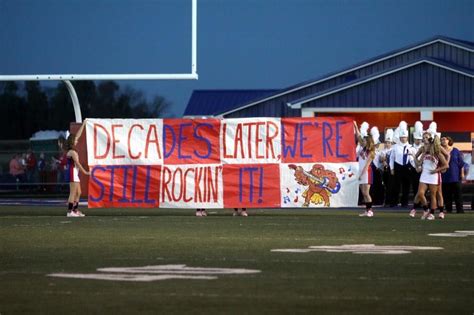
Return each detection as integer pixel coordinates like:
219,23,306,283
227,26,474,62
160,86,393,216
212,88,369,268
419,157,440,185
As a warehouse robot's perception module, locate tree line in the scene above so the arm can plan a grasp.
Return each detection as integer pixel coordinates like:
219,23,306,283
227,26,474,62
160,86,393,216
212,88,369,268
0,81,171,139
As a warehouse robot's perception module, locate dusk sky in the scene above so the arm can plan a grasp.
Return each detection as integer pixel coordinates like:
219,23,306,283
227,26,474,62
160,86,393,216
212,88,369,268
1,0,473,117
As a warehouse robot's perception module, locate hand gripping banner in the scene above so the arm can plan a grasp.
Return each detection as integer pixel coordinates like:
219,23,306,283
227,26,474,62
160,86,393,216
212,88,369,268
85,117,358,208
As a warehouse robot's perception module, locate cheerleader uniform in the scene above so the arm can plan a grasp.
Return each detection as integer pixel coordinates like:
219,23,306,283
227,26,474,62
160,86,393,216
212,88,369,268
357,146,372,185
65,155,80,183
420,154,440,185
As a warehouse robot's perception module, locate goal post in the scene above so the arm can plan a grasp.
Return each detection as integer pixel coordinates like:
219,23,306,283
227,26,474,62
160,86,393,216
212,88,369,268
0,0,198,122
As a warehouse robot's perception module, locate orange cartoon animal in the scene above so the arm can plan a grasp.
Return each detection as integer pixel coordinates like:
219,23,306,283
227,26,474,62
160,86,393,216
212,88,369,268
288,164,341,207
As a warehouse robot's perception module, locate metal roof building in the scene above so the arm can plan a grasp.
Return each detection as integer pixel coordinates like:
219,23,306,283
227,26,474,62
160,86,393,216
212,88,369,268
184,35,474,140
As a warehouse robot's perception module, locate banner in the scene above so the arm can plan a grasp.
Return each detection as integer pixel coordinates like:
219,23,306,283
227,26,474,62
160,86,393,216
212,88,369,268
86,117,359,208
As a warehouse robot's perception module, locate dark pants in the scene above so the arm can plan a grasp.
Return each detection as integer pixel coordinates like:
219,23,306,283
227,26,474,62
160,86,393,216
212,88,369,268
393,163,412,207
369,166,384,205
382,168,394,206
442,182,463,212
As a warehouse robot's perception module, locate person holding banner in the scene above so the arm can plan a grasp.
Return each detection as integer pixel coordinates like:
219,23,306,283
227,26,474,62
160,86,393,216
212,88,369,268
233,208,248,217
196,209,208,217
354,121,376,217
66,120,90,217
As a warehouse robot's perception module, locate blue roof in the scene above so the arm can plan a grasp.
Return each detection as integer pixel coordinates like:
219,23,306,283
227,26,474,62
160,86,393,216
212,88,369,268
288,57,474,107
277,35,474,93
215,35,474,116
183,89,280,116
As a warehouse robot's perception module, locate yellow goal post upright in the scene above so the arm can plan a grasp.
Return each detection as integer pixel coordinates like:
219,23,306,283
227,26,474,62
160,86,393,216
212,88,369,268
0,0,198,123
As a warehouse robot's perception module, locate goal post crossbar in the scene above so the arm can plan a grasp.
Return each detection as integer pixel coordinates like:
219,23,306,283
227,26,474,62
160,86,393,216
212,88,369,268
0,73,198,81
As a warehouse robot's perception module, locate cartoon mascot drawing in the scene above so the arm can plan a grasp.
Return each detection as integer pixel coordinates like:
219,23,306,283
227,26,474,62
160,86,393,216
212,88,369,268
288,164,341,207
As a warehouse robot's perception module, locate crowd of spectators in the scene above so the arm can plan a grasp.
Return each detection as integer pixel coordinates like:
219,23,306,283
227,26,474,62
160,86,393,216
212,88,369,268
5,147,68,192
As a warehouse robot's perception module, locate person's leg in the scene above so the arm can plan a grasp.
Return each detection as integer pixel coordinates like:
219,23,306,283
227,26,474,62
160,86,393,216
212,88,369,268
74,184,83,215
410,182,424,218
370,167,383,205
453,181,464,213
392,165,401,206
416,183,429,219
359,184,373,216
67,183,75,215
14,175,20,191
442,183,452,213
400,166,410,207
382,170,390,206
428,185,439,220
233,208,248,216
411,169,421,209
196,208,203,216
436,185,444,214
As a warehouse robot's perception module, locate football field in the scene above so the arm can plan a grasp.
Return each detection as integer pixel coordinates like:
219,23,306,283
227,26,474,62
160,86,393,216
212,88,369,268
1,206,473,314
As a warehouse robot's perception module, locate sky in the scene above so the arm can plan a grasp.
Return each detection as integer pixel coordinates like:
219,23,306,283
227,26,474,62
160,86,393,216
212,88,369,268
0,0,473,118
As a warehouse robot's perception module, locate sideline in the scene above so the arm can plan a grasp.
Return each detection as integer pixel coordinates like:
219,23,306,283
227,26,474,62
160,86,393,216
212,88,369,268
0,198,88,207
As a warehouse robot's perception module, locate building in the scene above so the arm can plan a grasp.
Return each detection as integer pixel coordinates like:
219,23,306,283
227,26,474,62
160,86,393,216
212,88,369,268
184,35,474,148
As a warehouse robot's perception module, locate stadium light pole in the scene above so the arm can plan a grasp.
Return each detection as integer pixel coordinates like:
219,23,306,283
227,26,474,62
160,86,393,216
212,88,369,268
0,0,198,123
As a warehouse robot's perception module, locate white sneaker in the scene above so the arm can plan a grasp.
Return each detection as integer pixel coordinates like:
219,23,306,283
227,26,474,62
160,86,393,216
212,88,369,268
195,211,202,217
240,210,248,217
359,211,369,217
427,214,435,220
438,212,445,219
67,211,80,217
75,210,85,217
409,209,416,218
201,210,208,217
367,210,374,217
421,211,430,220
233,211,239,216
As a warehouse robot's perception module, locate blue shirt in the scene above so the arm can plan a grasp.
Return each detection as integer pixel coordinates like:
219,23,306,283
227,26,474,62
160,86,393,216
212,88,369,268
441,148,465,183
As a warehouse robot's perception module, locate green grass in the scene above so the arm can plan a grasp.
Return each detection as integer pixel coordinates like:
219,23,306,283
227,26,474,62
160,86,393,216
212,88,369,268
0,207,473,314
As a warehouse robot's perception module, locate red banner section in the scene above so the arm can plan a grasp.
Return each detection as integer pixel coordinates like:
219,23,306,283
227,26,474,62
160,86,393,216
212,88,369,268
281,117,355,163
89,165,161,208
223,164,281,208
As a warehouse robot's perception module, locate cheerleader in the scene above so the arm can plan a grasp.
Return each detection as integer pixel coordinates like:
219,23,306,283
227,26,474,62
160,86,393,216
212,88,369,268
65,120,90,217
354,121,376,217
411,129,448,220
